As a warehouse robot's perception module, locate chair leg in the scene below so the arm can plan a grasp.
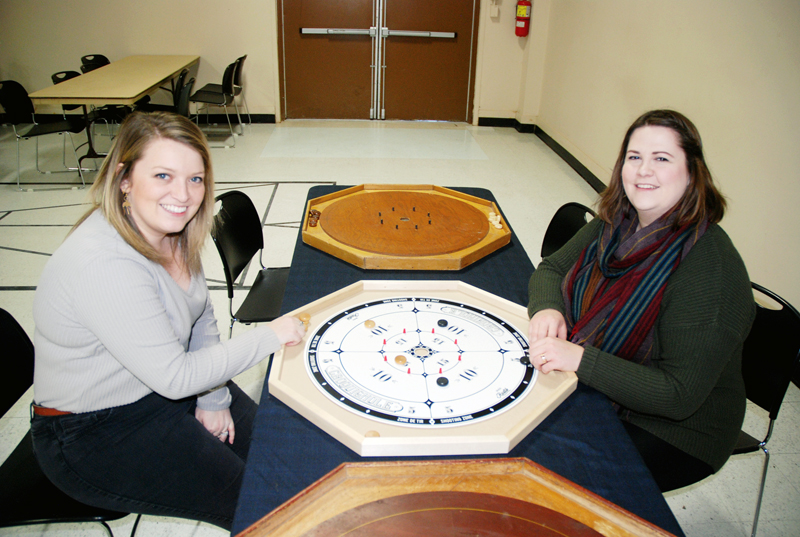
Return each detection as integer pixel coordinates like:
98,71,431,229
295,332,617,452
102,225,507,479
35,135,84,175
15,135,22,191
749,445,770,537
222,104,237,147
129,513,143,537
239,92,252,124
232,100,245,136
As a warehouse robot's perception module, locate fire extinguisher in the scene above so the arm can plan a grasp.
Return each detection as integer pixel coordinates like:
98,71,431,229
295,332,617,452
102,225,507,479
516,0,531,37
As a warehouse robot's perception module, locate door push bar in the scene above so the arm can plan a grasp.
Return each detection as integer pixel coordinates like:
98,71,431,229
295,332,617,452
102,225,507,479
301,27,456,39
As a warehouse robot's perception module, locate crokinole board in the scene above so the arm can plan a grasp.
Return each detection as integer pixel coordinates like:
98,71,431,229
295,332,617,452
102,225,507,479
301,184,512,270
269,281,577,457
240,459,676,537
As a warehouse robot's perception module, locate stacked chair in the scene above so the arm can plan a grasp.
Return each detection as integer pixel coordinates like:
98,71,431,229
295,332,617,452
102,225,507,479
189,61,238,147
0,80,87,190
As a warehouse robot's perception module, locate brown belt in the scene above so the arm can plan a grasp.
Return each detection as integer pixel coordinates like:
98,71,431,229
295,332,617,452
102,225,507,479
32,404,73,416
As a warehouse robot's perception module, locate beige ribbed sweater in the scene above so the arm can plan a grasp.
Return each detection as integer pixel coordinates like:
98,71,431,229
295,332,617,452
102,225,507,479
33,211,280,413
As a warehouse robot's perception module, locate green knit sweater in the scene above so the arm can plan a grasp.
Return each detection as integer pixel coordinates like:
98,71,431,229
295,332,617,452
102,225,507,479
528,219,755,471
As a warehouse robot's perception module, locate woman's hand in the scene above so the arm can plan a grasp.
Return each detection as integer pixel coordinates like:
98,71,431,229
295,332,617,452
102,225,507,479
528,336,584,374
195,407,235,444
527,309,582,374
528,308,568,342
268,315,306,346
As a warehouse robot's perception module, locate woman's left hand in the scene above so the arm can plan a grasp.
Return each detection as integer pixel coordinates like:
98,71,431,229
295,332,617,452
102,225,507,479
528,336,585,374
195,407,235,444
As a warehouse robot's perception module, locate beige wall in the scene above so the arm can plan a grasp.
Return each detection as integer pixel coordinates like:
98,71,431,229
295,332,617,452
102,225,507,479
2,0,798,305
535,0,800,308
0,0,280,116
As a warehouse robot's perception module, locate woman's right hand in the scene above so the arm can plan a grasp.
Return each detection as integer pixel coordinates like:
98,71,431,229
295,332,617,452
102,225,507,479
528,308,568,343
267,315,306,346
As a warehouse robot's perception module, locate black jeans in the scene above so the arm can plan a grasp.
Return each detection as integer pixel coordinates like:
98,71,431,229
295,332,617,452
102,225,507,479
31,382,256,530
622,420,714,492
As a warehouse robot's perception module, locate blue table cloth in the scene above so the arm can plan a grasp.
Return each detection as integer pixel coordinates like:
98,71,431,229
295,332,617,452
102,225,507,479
231,186,684,536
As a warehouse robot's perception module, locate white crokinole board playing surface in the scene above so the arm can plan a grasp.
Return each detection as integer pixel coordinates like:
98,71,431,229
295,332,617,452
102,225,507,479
306,296,535,428
269,281,577,457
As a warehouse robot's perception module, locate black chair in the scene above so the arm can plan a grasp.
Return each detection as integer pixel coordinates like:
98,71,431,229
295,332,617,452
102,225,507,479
0,80,86,190
212,191,291,337
0,309,141,537
50,71,102,173
190,61,239,147
731,283,800,537
136,69,190,114
200,55,251,127
175,78,195,118
80,54,110,73
233,55,251,125
540,202,596,258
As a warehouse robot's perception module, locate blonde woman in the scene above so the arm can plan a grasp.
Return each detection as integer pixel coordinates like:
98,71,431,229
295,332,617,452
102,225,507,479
31,112,305,529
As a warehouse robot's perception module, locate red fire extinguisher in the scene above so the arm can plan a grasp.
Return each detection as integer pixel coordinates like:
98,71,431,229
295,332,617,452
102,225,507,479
516,0,531,37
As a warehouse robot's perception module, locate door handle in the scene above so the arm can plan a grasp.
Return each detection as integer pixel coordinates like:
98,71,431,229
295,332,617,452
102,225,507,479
300,28,372,36
301,28,456,39
384,30,456,39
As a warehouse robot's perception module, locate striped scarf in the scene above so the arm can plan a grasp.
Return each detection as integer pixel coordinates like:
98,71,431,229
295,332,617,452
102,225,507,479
562,209,708,365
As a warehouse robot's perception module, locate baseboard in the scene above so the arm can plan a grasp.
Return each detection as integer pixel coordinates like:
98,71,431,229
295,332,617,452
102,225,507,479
196,113,276,124
477,117,605,193
3,113,278,126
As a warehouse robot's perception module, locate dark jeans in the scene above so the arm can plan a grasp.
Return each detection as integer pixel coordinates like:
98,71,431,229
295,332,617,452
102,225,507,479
622,420,714,492
30,381,256,530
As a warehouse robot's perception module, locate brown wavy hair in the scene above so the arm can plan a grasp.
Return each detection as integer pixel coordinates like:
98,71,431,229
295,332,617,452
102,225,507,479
597,109,726,227
74,112,215,274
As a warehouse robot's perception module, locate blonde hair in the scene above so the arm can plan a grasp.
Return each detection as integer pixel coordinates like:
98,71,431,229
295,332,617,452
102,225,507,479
75,112,215,274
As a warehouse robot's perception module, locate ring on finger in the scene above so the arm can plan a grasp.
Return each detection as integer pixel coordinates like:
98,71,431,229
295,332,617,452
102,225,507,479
540,354,548,364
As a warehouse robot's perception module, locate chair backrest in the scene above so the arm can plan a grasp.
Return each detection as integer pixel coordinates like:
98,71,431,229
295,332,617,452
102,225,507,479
0,80,35,125
172,69,190,107
540,202,596,258
80,54,110,67
0,309,35,416
222,61,237,96
212,191,264,299
80,54,110,74
52,71,82,112
233,55,247,94
176,78,195,117
742,283,800,421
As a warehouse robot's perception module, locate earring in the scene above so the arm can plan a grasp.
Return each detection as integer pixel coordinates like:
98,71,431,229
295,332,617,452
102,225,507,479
122,192,132,215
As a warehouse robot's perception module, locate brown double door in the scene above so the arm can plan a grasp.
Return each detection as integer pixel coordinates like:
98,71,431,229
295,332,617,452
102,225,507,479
278,0,479,121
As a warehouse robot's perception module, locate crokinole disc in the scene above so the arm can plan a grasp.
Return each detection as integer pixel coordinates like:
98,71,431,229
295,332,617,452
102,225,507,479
305,296,535,428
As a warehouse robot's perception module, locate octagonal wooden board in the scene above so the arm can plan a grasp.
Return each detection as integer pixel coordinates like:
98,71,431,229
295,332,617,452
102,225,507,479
237,458,677,537
302,185,512,270
269,280,577,457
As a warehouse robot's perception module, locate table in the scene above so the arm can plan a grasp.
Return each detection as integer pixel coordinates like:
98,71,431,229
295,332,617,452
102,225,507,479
28,55,199,162
231,186,685,537
28,55,199,107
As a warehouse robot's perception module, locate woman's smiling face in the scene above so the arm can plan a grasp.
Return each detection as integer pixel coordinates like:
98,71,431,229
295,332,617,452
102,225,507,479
621,125,690,229
120,138,206,253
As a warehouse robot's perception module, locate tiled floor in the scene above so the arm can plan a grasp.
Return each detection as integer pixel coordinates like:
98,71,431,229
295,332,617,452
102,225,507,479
1,120,797,537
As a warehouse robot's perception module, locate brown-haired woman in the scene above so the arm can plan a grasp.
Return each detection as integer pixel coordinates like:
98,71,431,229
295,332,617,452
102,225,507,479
527,110,755,491
31,112,306,529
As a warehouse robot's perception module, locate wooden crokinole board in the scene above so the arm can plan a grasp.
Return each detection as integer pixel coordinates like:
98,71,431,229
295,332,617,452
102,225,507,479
301,184,512,270
240,459,677,537
269,281,577,457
